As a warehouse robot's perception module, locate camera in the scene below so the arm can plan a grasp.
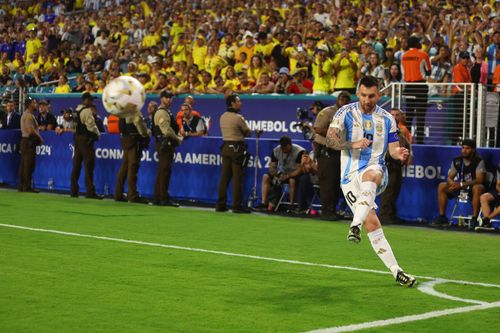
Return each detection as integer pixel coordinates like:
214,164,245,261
293,107,314,141
61,108,73,119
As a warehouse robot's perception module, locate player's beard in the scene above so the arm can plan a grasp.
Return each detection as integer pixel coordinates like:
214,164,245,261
359,101,376,114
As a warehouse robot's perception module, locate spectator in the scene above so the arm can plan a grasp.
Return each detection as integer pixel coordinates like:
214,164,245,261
287,68,313,94
470,47,488,85
432,139,486,228
145,101,158,130
358,52,385,85
332,38,359,94
54,75,71,93
257,136,306,211
312,45,334,94
383,63,402,88
428,46,452,96
179,103,206,137
252,72,275,94
248,54,269,84
0,99,20,129
274,67,292,94
55,108,75,135
36,99,57,131
486,31,500,82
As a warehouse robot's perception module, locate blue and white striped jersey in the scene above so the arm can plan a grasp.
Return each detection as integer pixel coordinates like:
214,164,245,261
330,102,398,184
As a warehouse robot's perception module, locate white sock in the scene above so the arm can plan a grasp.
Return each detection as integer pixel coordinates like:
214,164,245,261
367,228,401,277
350,181,377,228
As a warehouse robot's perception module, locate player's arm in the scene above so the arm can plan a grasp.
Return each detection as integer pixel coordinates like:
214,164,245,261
388,141,409,162
326,127,351,150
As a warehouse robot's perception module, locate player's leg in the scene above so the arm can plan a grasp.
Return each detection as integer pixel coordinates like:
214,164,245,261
340,181,362,242
364,212,416,286
350,169,383,228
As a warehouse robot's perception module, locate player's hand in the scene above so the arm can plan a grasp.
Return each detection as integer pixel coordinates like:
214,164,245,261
352,138,372,149
397,147,409,162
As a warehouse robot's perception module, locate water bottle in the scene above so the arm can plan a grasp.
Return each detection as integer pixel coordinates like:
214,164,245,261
48,178,54,191
458,215,464,227
103,183,109,196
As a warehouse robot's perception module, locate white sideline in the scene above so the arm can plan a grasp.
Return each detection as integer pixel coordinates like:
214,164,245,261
305,301,500,333
1,223,499,289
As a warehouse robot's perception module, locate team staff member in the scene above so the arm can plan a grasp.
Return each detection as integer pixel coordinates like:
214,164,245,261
401,36,431,144
312,91,351,220
114,111,150,203
151,90,182,206
216,93,251,213
380,109,413,224
70,93,102,199
18,96,42,192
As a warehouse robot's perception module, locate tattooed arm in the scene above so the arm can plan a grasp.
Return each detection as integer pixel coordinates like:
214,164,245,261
326,127,372,150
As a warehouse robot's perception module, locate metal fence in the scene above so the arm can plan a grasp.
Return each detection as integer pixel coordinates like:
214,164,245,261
383,82,499,148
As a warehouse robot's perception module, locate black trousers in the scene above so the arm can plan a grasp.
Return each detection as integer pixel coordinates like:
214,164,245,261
380,163,403,219
115,136,142,201
154,142,175,202
317,148,341,215
70,134,97,197
18,138,36,191
217,142,246,210
404,84,428,144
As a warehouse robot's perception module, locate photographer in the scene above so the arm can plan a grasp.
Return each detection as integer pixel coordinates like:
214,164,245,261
312,92,351,220
70,93,102,199
258,136,306,211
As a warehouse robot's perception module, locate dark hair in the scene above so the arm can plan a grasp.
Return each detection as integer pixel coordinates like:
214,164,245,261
279,136,292,147
226,93,240,107
461,138,476,149
358,76,379,89
389,63,402,81
408,36,420,48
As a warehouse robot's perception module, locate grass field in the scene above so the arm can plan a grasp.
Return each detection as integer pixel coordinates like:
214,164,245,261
1,190,500,332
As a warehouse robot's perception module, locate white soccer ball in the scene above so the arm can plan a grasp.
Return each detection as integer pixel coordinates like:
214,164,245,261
102,76,146,117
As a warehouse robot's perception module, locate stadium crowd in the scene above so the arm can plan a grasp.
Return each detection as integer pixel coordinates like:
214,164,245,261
0,0,500,97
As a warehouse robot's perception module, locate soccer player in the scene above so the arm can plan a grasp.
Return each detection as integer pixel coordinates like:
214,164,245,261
326,76,416,287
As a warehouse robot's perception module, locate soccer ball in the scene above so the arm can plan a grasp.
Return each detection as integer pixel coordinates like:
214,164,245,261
102,76,146,117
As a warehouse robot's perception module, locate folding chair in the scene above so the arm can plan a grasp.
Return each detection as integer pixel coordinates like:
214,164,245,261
449,189,473,227
274,184,290,212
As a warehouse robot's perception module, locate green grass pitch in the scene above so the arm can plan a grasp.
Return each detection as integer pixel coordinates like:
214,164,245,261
1,190,500,332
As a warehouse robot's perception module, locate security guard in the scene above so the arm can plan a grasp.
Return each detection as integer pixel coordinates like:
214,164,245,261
151,90,182,206
18,96,42,192
216,93,252,213
312,91,351,220
70,93,102,199
114,112,150,203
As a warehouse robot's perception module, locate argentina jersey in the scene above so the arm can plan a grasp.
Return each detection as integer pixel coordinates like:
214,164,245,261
330,102,399,184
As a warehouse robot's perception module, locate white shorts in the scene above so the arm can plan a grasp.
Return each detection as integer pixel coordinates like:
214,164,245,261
340,164,388,213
